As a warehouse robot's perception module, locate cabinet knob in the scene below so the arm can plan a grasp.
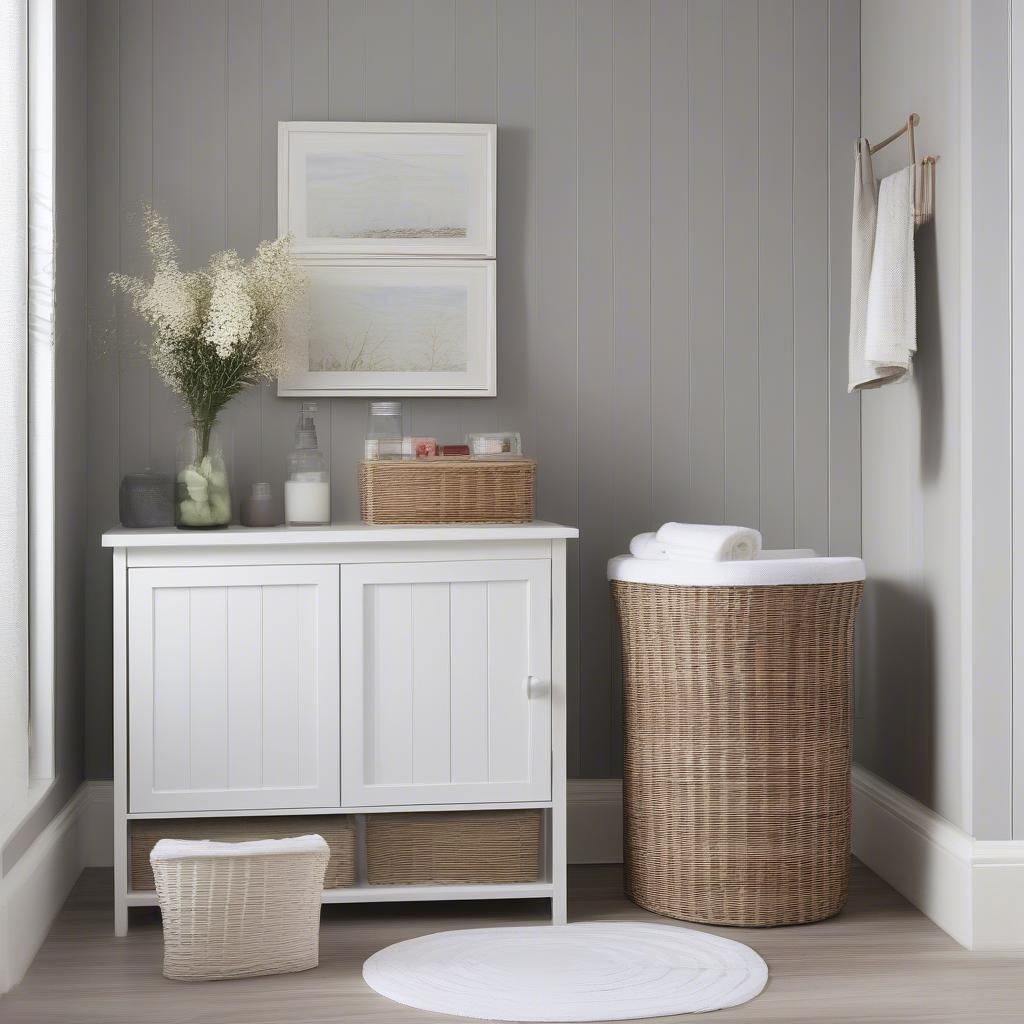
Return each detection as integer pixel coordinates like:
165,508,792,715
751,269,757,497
525,675,544,698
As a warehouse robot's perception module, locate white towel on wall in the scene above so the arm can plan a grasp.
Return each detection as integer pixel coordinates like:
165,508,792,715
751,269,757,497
654,522,762,562
863,165,917,384
848,144,918,391
848,139,880,391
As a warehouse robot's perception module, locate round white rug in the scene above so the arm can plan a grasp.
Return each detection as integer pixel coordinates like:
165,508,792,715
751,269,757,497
362,921,768,1021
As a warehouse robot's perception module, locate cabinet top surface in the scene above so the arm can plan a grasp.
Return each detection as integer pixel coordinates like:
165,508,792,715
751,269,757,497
102,521,578,548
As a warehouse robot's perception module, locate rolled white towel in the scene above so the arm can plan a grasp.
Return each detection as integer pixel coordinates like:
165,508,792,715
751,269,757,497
654,522,762,562
629,532,670,560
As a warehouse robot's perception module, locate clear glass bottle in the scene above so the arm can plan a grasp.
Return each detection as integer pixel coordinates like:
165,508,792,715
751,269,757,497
175,419,231,529
364,401,403,460
285,403,330,526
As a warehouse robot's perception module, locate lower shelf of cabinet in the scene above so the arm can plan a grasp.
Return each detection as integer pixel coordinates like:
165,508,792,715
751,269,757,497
126,881,555,908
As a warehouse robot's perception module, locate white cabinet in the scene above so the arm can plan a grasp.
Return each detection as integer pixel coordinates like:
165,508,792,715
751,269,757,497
105,523,575,935
127,564,340,813
340,559,551,806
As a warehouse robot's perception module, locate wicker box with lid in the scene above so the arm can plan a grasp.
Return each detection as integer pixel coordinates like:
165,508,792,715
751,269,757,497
359,457,535,524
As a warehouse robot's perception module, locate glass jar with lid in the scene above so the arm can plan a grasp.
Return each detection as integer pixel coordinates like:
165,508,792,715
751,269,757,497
364,401,403,460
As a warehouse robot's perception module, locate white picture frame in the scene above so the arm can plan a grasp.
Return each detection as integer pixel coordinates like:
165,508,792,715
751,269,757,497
278,121,496,258
278,258,496,398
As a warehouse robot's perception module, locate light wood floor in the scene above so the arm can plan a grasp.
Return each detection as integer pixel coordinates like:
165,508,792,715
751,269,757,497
4,863,1024,1023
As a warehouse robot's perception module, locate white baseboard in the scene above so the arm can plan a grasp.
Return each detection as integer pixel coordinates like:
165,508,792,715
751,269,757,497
0,781,110,994
852,763,1024,950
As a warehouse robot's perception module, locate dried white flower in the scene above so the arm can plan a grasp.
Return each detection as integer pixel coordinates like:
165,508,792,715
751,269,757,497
204,262,253,358
110,207,306,423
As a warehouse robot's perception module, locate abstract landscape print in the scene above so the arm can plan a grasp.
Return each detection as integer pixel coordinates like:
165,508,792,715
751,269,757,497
306,151,470,243
309,280,468,373
280,123,495,257
278,260,495,397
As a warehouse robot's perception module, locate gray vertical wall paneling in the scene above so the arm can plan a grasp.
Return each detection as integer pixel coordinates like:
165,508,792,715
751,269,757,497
328,0,370,520
1013,0,1024,841
409,0,466,453
85,0,119,777
494,1,536,472
453,0,500,444
85,0,861,778
651,0,690,528
723,0,759,531
259,3,301,517
290,0,334,501
686,0,725,526
148,1,191,486
408,0,463,449
413,0,456,121
793,0,830,555
827,0,861,557
192,2,240,498
535,0,580,776
365,0,415,119
970,0,1013,840
576,0,615,778
223,0,264,509
116,0,153,480
609,0,652,773
757,0,795,549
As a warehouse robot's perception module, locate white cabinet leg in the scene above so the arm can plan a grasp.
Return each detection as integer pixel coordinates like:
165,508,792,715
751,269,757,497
112,548,129,936
552,883,568,925
114,893,128,937
114,809,128,937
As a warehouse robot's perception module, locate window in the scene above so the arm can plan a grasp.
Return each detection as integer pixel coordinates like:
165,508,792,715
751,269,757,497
0,0,30,816
0,0,55,821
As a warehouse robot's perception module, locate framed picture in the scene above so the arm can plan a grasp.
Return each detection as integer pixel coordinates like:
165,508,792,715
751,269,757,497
278,259,496,398
278,122,496,257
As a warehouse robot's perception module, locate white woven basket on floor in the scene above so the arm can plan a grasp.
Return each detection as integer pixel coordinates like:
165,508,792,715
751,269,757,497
150,834,329,981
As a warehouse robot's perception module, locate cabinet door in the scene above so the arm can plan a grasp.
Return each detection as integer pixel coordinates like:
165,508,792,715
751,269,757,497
341,559,551,806
128,564,339,813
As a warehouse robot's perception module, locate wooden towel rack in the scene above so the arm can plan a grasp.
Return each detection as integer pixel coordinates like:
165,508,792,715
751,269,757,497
869,112,937,224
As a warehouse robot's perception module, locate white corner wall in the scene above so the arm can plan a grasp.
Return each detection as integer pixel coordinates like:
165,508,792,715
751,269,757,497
858,0,969,831
858,0,1017,842
858,0,1024,948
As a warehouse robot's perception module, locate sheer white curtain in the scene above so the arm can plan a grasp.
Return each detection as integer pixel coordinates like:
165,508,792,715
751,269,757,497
0,0,29,815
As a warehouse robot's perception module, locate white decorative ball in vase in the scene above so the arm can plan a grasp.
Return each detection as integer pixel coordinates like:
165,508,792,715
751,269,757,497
175,419,232,529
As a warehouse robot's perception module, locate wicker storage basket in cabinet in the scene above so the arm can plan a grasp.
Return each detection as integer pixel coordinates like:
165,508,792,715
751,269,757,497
609,552,865,928
366,810,542,886
359,457,535,524
130,815,356,891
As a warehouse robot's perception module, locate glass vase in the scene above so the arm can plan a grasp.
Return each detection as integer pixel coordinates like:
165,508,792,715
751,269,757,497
175,418,231,529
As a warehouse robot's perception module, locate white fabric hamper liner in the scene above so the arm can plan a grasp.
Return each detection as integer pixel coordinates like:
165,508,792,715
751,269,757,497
362,922,768,1021
607,552,866,587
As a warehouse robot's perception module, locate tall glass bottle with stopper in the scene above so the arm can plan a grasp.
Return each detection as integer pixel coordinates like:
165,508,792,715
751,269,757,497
285,402,330,526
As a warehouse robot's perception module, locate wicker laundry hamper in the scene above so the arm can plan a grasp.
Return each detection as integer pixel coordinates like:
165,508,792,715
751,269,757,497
150,834,329,981
608,552,865,928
